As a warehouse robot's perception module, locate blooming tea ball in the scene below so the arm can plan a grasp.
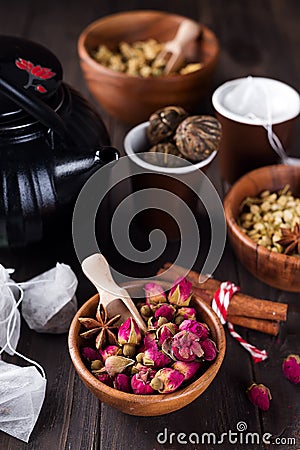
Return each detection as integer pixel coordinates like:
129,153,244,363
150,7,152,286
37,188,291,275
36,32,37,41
175,115,222,161
146,106,188,145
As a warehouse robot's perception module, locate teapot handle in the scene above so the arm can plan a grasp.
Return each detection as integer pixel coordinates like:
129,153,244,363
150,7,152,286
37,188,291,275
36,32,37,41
0,75,68,141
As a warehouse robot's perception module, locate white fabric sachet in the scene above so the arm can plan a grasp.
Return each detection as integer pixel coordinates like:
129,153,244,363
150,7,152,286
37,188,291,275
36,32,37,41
0,359,46,443
0,265,20,355
223,75,289,160
22,263,78,333
223,75,269,120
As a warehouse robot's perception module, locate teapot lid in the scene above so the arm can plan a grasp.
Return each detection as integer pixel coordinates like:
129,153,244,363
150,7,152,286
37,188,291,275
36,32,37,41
0,35,63,120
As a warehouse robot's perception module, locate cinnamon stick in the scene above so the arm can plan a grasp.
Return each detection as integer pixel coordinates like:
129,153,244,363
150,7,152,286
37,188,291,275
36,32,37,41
190,289,280,335
225,315,280,336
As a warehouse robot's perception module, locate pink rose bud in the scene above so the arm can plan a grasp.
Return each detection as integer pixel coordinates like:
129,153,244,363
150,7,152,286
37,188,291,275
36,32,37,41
172,361,201,381
154,304,175,322
176,307,197,321
179,319,209,340
145,283,166,307
118,317,142,357
282,354,300,384
99,345,122,362
201,339,217,361
139,332,158,352
118,318,141,346
168,277,192,306
157,322,178,345
140,304,153,319
143,347,172,369
171,330,204,362
131,365,156,394
114,374,132,393
81,347,102,362
95,372,113,387
150,368,185,393
247,383,272,411
105,355,135,377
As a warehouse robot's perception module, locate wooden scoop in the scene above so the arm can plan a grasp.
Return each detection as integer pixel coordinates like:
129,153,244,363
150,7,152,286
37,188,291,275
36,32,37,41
155,19,201,75
82,253,147,333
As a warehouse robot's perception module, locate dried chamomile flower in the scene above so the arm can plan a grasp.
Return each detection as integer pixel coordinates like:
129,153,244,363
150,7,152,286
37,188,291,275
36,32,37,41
238,185,300,255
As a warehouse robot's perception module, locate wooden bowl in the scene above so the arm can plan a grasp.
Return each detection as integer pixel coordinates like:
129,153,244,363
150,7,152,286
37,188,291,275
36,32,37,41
224,164,300,292
78,10,220,124
68,280,226,416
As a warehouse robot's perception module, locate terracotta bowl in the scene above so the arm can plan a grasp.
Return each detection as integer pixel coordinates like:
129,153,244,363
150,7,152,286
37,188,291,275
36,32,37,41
68,280,226,416
78,10,220,124
224,164,300,292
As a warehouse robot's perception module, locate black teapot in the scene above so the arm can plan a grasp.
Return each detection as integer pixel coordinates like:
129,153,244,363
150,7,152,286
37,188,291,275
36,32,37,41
0,36,119,247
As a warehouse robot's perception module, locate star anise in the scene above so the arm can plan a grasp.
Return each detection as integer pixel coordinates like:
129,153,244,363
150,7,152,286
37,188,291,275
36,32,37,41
79,302,121,349
277,223,300,255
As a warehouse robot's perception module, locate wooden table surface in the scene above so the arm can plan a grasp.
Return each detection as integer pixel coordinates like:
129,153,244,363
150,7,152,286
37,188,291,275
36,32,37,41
0,1,299,449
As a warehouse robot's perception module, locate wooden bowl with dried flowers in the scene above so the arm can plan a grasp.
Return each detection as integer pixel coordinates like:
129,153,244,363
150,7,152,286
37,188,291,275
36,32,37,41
77,10,219,124
68,278,225,416
224,164,300,292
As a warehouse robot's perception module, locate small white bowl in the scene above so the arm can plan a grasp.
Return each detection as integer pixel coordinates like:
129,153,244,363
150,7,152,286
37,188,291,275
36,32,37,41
124,121,217,175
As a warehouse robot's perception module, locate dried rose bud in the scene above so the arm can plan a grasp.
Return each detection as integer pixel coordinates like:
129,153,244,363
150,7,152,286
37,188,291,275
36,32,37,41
118,318,142,357
161,337,174,360
143,347,172,369
172,361,201,381
135,352,145,364
154,304,176,322
140,304,153,319
140,332,158,352
201,339,217,361
81,347,102,362
95,372,113,387
150,368,185,393
147,316,168,330
247,383,272,411
156,322,178,345
174,315,185,326
176,307,197,321
179,319,209,340
90,360,103,371
168,277,192,306
104,355,135,377
282,354,300,384
99,345,122,362
131,365,156,394
145,283,167,307
114,374,132,393
171,330,204,362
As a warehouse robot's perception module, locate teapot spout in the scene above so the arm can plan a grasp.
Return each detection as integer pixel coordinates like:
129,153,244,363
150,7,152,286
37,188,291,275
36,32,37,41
95,146,119,166
54,146,119,179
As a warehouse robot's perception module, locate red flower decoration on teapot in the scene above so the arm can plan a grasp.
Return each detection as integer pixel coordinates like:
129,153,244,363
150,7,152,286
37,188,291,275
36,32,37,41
15,58,56,93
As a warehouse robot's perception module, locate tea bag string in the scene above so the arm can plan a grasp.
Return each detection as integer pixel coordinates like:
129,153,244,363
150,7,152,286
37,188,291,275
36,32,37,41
248,80,287,161
0,279,48,379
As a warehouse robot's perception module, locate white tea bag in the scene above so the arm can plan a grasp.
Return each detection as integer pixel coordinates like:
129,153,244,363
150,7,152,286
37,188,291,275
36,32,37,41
223,76,291,160
0,265,20,355
0,359,46,443
22,263,78,334
223,76,269,121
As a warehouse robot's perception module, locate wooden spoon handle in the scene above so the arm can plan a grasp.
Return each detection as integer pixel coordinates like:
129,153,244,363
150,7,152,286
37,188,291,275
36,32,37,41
82,254,147,333
173,19,200,49
82,254,127,297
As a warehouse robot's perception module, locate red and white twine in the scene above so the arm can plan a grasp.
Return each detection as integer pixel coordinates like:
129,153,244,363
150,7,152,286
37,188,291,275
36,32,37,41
212,281,268,363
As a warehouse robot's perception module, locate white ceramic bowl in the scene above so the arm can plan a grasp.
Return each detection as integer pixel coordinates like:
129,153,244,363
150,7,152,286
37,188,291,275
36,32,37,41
124,121,217,174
